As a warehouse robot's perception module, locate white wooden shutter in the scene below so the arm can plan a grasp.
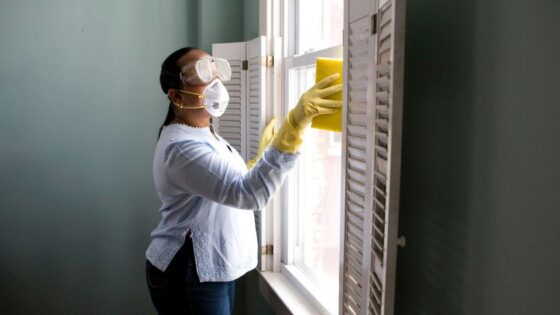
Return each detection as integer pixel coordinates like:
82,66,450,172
212,42,247,160
213,37,269,271
340,0,406,314
246,36,268,271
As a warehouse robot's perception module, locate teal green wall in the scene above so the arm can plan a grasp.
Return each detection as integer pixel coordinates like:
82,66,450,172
0,0,195,313
396,0,560,314
197,0,244,52
13,0,558,314
192,0,259,51
244,0,260,40
0,0,270,314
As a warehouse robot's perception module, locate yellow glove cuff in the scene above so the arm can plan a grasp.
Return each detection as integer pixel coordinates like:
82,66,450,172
271,112,304,153
246,159,257,170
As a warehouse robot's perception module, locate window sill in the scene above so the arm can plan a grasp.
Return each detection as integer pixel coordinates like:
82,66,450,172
258,270,322,315
281,265,337,315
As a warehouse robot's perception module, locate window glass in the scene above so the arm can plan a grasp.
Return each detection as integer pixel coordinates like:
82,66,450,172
297,0,344,54
288,65,342,297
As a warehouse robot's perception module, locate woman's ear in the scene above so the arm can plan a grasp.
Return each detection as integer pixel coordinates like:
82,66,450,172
167,89,182,106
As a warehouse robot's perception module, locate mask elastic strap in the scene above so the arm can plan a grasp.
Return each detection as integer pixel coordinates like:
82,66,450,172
174,89,206,110
178,89,204,99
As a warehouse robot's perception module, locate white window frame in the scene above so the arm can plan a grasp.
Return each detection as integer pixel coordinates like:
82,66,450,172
271,0,345,314
256,1,405,314
257,1,349,315
281,45,343,315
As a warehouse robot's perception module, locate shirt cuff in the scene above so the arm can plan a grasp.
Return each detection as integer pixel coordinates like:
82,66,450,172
262,147,300,168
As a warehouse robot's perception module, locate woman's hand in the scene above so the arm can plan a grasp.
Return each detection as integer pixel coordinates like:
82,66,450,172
272,73,343,153
246,117,277,169
289,73,343,130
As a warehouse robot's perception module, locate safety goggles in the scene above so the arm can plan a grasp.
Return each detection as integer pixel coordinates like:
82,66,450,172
180,56,232,85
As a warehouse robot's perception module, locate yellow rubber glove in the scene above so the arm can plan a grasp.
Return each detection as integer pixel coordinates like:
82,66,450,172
272,73,343,153
246,117,277,169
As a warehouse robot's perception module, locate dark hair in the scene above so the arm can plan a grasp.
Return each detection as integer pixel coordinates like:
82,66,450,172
158,47,197,138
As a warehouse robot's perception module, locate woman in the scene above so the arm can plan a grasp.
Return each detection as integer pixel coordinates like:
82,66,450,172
145,47,342,314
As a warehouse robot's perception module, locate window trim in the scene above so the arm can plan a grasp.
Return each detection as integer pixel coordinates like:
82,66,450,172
282,42,343,315
259,1,344,314
284,46,343,69
258,270,321,315
282,264,337,315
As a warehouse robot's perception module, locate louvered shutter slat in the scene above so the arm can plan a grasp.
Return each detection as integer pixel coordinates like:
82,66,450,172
342,13,373,315
372,0,406,314
342,0,405,314
245,37,268,271
209,47,247,157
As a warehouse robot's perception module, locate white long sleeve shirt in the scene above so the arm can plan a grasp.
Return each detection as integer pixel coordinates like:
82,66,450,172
145,123,298,282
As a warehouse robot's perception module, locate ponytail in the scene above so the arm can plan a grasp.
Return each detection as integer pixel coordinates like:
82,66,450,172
158,47,198,138
158,103,176,138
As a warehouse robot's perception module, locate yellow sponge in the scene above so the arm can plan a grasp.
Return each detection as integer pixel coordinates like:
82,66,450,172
311,57,343,132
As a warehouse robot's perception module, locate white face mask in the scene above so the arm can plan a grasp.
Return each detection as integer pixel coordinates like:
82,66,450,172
176,79,230,117
201,79,230,117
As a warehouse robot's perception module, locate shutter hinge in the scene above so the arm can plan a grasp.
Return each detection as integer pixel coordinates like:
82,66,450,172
242,60,248,70
262,244,273,255
371,14,377,35
266,55,274,67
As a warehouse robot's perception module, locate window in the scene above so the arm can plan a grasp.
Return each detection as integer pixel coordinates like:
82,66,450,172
296,0,344,54
247,0,406,314
281,1,343,313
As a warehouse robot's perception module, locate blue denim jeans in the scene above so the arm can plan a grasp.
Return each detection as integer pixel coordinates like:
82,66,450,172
146,236,235,315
